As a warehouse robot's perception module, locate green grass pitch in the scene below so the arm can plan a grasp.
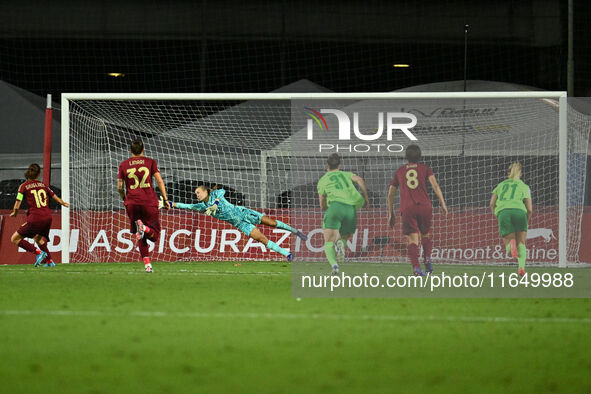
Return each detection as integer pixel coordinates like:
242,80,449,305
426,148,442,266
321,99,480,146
1,261,590,394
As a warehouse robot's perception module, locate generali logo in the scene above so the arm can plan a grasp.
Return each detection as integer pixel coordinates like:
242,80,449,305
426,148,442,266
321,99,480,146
304,107,418,153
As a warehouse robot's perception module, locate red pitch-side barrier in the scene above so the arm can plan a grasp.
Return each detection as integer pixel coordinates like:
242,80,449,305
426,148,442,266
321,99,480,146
1,209,591,265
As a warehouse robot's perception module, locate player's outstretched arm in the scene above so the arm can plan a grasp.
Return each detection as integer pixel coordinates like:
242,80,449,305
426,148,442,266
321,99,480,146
174,201,207,212
352,175,369,207
158,197,174,209
387,185,397,228
428,175,448,215
154,172,170,210
51,194,70,208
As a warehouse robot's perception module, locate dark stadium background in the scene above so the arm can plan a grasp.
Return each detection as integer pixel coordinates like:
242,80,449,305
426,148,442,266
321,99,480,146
1,0,590,96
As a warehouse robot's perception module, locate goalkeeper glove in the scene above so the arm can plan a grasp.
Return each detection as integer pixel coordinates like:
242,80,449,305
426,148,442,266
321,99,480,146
158,197,173,209
205,200,220,216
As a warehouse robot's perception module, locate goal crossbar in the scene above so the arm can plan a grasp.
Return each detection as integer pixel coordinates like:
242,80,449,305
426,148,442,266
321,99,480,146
61,91,569,266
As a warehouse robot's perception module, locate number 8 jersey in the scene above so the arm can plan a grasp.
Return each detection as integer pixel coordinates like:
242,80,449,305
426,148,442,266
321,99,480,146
118,157,160,207
17,180,56,220
390,163,434,212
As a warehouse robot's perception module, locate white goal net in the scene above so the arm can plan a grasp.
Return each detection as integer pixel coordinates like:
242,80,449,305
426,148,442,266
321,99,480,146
61,93,590,267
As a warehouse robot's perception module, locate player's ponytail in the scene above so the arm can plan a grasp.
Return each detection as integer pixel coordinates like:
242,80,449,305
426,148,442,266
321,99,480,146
507,162,522,180
24,163,41,180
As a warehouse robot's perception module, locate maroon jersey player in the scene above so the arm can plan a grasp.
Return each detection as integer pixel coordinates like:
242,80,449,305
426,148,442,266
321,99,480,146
388,145,447,276
117,139,170,273
10,163,69,267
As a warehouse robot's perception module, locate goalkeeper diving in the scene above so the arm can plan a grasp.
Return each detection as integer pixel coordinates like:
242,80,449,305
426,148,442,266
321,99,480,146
160,185,307,260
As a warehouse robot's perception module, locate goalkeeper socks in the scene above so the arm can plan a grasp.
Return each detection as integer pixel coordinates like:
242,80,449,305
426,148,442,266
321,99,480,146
18,240,37,254
275,220,297,234
324,241,338,266
421,237,432,259
506,243,511,256
267,240,290,257
517,244,527,269
408,243,420,269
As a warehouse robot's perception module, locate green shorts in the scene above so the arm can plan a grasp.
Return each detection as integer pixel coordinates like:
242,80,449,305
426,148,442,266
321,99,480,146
323,201,357,236
497,208,528,237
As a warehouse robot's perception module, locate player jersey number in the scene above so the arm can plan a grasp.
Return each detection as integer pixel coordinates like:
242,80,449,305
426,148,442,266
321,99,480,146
126,167,151,190
406,169,419,189
329,173,349,190
31,189,48,208
499,183,518,201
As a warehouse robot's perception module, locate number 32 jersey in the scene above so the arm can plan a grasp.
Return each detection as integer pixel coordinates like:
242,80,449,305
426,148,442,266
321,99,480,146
390,163,434,212
17,180,56,220
118,156,160,207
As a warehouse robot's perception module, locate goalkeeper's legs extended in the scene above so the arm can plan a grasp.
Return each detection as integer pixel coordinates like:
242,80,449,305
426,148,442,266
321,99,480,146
249,227,292,260
260,215,307,241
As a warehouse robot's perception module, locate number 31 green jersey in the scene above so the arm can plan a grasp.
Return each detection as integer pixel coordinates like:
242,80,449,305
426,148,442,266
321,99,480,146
492,179,531,216
317,170,365,210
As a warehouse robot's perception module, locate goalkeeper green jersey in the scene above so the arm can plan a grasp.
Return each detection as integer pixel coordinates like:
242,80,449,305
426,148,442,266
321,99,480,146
317,170,365,210
492,179,531,216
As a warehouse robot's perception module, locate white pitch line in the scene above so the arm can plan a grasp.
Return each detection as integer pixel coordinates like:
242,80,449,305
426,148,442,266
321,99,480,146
0,269,286,276
0,309,589,324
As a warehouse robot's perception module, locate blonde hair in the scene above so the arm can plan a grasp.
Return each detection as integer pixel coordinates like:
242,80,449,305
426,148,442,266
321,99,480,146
507,162,522,180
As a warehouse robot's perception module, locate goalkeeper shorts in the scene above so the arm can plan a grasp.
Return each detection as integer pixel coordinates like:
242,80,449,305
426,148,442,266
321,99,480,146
323,202,357,236
234,208,264,236
497,208,528,237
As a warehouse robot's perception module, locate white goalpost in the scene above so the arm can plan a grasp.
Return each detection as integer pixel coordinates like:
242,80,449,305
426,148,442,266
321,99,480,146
61,91,588,267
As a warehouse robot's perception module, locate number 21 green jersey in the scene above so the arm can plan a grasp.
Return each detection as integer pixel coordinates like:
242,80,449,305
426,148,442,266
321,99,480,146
492,179,531,216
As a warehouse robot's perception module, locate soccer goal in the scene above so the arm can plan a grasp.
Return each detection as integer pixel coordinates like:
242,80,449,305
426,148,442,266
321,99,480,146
61,92,590,267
